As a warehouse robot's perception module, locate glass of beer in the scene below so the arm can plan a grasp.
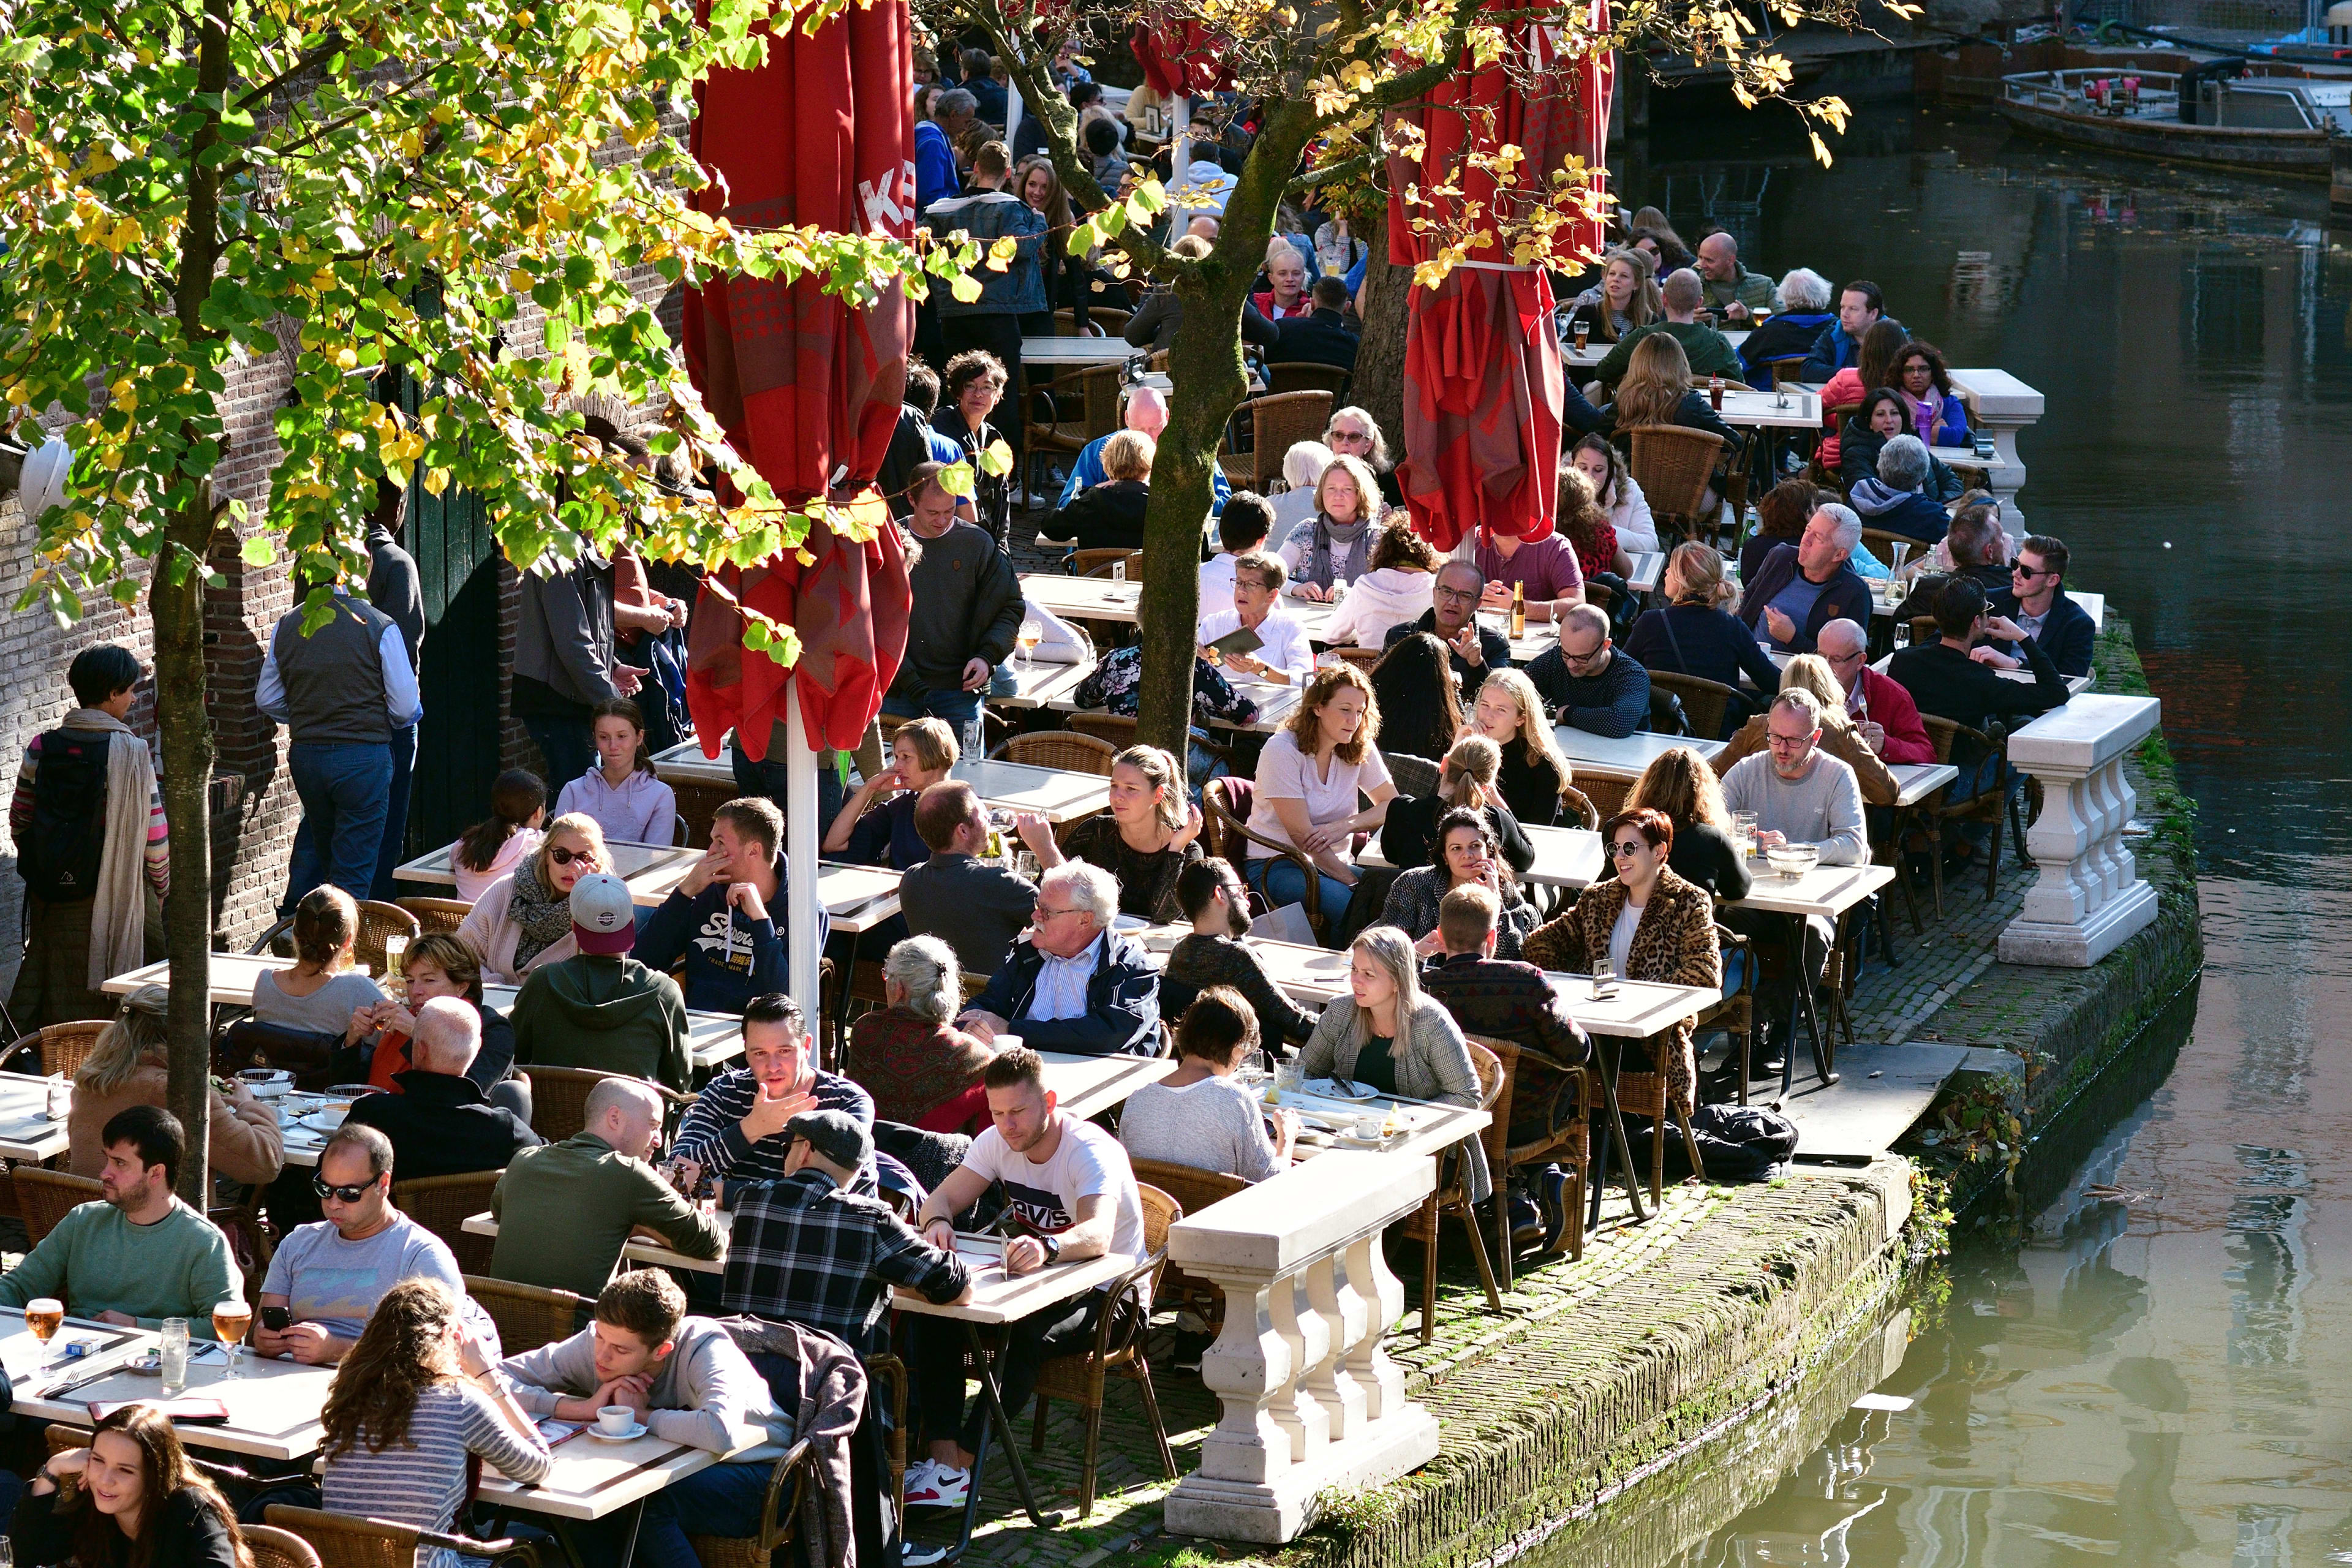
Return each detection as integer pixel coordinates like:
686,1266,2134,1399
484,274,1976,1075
24,1298,62,1365
1574,321,1590,353
1016,618,1042,671
213,1299,252,1380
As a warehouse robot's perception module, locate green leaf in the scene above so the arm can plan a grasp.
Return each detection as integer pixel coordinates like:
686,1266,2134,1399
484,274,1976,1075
975,439,1013,479
239,535,276,567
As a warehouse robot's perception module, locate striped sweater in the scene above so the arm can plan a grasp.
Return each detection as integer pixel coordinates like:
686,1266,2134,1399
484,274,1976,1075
322,1381,551,1568
10,729,170,898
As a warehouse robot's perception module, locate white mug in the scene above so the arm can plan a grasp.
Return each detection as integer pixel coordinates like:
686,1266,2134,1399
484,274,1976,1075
597,1405,636,1436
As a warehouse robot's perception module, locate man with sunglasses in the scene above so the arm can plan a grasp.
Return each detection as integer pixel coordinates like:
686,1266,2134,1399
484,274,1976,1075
255,1123,498,1365
1981,535,2093,679
1525,603,1651,738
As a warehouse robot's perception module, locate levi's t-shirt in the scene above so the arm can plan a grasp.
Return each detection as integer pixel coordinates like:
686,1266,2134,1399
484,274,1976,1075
959,1118,1145,1262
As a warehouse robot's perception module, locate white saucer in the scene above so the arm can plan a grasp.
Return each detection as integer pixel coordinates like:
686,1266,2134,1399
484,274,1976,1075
587,1422,649,1442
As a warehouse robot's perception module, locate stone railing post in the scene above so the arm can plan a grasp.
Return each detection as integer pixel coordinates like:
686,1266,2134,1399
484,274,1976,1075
1998,694,2163,968
1163,1150,1442,1544
1948,368,2043,540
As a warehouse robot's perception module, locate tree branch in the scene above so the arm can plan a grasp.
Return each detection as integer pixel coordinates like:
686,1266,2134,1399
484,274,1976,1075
232,32,349,111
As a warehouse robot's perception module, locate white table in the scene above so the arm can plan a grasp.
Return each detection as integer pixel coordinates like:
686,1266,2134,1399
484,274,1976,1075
1626,552,1667,595
1890,763,1960,809
951,758,1110,823
1267,1084,1490,1166
8,1313,335,1462
990,657,1098,709
464,1210,725,1276
1035,1049,1177,1120
1019,573,1145,624
397,839,703,908
650,742,736,791
1540,973,1719,1224
1019,336,1144,366
1715,386,1820,431
1727,859,1896,1094
102,952,296,1001
0,1073,74,1161
1553,728,1725,783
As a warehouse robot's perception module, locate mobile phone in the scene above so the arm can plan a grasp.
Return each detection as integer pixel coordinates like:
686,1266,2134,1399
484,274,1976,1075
260,1306,291,1332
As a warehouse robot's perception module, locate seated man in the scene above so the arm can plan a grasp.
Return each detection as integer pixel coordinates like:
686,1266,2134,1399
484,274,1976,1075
1525,603,1651,738
673,992,876,1194
638,796,827,1018
1057,385,1232,516
343,997,540,1182
1590,268,1742,391
1891,504,2011,626
491,1077,725,1298
1815,619,1934,766
1200,491,1275,610
1471,518,1584,627
1386,559,1514,706
1983,533,2095,679
257,1123,496,1365
721,1110,971,1354
957,861,1160,1057
513,872,692,1093
1800,279,1905,383
1738,502,1873,656
905,1047,1145,1510
1891,578,2072,849
1694,230,1777,324
1196,550,1315,687
1267,277,1360,371
500,1271,796,1568
0,1106,239,1331
898,781,1037,976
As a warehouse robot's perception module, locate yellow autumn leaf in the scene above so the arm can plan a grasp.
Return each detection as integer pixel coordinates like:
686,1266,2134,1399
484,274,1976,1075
422,467,451,496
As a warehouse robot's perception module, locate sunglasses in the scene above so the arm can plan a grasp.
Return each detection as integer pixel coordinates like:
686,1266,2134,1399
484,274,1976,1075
312,1175,379,1204
2011,563,2051,579
547,845,598,867
1608,840,1649,858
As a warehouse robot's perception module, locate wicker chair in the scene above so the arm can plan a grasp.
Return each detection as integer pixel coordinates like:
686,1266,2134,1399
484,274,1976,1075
1618,1041,1706,1210
1025,363,1125,500
267,1506,540,1568
1694,923,1756,1106
1558,783,1602,832
353,902,421,978
1858,528,1927,571
464,1274,588,1355
1218,391,1331,492
1071,548,1145,579
684,1438,822,1568
1809,401,1862,486
34,1019,107,1079
1921,716,2009,908
1407,1040,1506,1342
991,730,1119,777
14,1167,100,1245
1027,1183,1180,1518
390,1170,503,1274
394,897,473,936
1126,1156,1246,1334
1330,647,1381,673
1575,776,1627,823
1646,671,1738,744
208,1201,281,1311
1201,777,1333,938
246,1525,325,1568
1625,426,1725,540
1264,362,1350,401
1467,1036,1592,1277
518,1065,690,1144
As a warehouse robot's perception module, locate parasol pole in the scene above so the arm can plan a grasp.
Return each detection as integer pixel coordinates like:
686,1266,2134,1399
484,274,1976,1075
784,683,822,1033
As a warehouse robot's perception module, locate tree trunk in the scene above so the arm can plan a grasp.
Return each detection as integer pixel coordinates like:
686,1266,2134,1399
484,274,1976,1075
157,0,232,1204
1350,204,1414,471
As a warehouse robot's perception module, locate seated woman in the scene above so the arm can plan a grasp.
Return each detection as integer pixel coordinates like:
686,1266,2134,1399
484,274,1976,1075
1557,465,1631,586
1560,247,1660,346
1322,519,1437,650
1837,387,1910,495
1523,807,1721,1120
1379,735,1535,874
1056,429,1154,552
15,1404,254,1568
824,718,957,870
1849,434,1953,545
1815,318,1907,474
454,812,607,985
1380,807,1537,960
1463,670,1574,828
450,769,546,903
1625,747,1752,905
1161,859,1318,1049
1625,543,1781,736
1714,655,1901,807
1275,453,1383,603
70,983,284,1186
1369,631,1464,766
353,933,531,1120
1595,332,1742,453
1244,664,1398,926
320,1278,552,1567
1249,239,1314,322
554,699,675,847
1265,440,1332,538
254,885,389,1065
1018,744,1202,924
1893,339,1970,448
1297,926,1488,1202
1118,986,1297,1182
1569,434,1657,556
848,935,994,1133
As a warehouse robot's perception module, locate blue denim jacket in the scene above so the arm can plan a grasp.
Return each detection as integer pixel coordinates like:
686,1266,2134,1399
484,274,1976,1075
923,189,1047,318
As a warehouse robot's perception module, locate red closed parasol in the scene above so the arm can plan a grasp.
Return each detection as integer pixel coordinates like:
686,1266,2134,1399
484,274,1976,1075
1387,2,1611,552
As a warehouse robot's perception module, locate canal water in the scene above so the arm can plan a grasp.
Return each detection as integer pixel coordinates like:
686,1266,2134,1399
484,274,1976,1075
1584,102,2352,1564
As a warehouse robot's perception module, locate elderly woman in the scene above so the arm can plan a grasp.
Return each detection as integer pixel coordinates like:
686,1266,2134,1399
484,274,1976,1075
849,935,995,1131
456,812,608,984
1523,807,1721,1120
1381,807,1537,960
1246,663,1398,920
1277,453,1382,601
1017,744,1201,924
1058,429,1154,552
1297,926,1488,1200
956,861,1160,1055
1736,266,1839,388
1322,518,1438,650
1850,434,1953,544
1379,734,1535,874
1267,439,1333,536
1323,405,1401,507
70,984,284,1185
1120,987,1297,1181
825,718,958,870
1161,859,1317,1049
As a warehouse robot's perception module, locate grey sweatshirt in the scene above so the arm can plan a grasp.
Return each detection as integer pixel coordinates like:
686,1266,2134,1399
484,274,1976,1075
1719,751,1868,867
498,1316,794,1460
895,520,1023,696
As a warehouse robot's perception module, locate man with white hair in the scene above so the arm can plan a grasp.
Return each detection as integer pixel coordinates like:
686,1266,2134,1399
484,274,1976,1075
957,860,1161,1056
1525,602,1652,738
1694,230,1777,322
1738,502,1874,655
488,1075,725,1297
1054,383,1232,514
342,995,540,1182
1737,267,1839,388
1591,268,1742,391
1815,619,1935,766
1849,434,1950,543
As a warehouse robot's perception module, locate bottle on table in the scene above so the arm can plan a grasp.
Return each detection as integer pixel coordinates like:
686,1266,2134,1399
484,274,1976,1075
1509,581,1526,641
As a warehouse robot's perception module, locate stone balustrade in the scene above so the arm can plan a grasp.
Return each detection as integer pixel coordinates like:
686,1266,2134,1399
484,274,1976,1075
1998,693,2163,968
1160,1150,1441,1544
1950,368,2045,539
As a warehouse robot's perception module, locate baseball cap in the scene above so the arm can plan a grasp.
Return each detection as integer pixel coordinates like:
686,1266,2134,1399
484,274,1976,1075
570,873,638,955
786,1109,873,1173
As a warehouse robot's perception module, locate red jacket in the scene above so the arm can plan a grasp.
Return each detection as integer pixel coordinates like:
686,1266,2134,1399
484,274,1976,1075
1855,666,1935,765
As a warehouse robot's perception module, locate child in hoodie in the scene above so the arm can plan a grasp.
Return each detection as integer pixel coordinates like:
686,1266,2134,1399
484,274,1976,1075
554,699,677,846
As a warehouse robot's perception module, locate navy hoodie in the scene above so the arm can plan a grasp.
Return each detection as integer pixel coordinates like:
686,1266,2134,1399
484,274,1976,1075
637,851,828,1016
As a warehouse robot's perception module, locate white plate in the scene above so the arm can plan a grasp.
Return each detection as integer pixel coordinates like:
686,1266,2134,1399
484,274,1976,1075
299,1110,347,1134
1112,914,1150,933
586,1422,650,1442
1303,1078,1377,1102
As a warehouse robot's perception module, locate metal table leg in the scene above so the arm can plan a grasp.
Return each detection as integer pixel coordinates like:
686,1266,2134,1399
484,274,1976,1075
934,1322,1064,1565
1583,1033,1649,1229
1777,913,1837,1097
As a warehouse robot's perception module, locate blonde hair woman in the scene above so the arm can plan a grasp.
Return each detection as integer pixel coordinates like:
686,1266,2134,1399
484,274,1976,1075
1017,744,1203,924
1296,926,1490,1200
1624,543,1780,736
1464,669,1575,827
1564,246,1662,344
1244,663,1397,919
455,811,608,984
1278,453,1383,601
825,717,959,870
70,984,285,1185
1377,733,1538,875
1607,331,1698,430
1626,746,1753,903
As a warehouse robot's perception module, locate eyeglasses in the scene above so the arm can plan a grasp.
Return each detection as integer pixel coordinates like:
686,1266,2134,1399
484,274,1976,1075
1329,428,1370,445
312,1175,379,1204
1766,733,1814,752
1608,840,1648,859
1824,647,1866,665
2011,563,2051,579
1561,641,1607,666
1433,586,1479,603
1034,904,1088,922
546,845,599,867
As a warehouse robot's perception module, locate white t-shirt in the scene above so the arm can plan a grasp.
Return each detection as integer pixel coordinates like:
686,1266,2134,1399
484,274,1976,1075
1608,901,1640,979
1246,729,1392,862
1199,554,1238,614
960,1117,1145,1261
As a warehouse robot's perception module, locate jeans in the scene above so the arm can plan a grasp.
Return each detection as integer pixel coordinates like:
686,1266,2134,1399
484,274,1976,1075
1954,753,2021,850
524,715,595,801
282,741,394,914
729,731,846,846
1248,855,1355,937
913,1291,1105,1455
881,687,984,729
368,723,418,900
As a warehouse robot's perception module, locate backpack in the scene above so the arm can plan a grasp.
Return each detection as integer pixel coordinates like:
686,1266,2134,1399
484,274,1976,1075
18,728,111,903
1627,1102,1800,1184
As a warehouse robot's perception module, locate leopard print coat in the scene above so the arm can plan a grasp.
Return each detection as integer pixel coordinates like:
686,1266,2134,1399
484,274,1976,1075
1521,865,1720,1116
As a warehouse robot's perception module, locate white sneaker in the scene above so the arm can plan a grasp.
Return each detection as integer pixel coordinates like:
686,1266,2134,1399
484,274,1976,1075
899,1458,938,1500
904,1462,971,1509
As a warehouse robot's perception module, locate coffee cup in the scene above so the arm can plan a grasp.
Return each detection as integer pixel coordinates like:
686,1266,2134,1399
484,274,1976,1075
597,1406,635,1436
1355,1114,1385,1140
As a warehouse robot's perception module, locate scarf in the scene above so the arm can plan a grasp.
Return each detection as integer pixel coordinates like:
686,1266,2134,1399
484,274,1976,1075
64,710,153,990
507,860,575,971
1304,510,1371,590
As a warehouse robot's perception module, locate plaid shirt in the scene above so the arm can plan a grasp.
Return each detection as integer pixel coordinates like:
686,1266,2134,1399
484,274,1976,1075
722,1169,968,1353
674,1067,877,1191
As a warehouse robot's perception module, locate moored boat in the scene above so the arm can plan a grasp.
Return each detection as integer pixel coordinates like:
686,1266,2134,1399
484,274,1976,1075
1997,66,2351,176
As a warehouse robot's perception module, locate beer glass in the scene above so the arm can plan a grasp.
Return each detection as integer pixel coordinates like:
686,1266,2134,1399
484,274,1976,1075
213,1299,252,1380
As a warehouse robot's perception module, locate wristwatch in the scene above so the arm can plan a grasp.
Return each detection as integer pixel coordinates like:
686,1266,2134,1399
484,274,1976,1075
1038,1233,1063,1265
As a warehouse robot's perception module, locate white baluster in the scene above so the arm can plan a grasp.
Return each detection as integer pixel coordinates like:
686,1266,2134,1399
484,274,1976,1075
1302,1250,1366,1441
2000,696,2163,968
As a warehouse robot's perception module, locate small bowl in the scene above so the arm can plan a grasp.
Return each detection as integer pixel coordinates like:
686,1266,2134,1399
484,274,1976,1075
1766,844,1820,880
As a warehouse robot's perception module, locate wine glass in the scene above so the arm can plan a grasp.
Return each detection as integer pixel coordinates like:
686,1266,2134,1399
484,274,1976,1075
24,1298,62,1367
1016,618,1043,671
213,1299,252,1381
